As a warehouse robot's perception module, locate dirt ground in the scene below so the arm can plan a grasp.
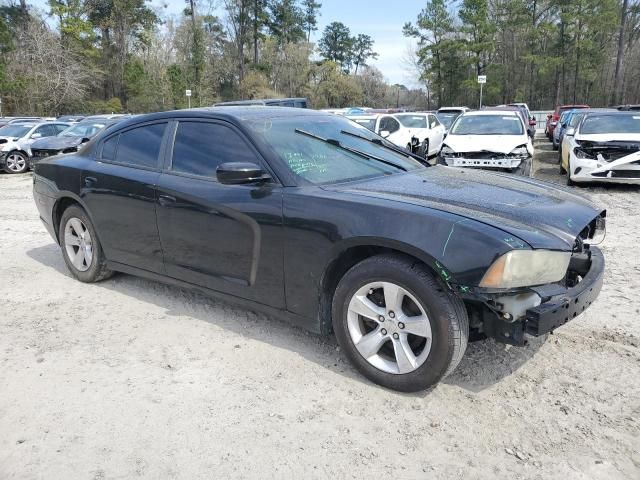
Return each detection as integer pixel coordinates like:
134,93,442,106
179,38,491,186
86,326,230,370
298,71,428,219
1,138,639,479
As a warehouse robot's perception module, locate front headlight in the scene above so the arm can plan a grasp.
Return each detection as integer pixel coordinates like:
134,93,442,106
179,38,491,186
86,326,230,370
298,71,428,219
509,146,529,157
479,250,571,289
440,145,455,156
573,147,595,159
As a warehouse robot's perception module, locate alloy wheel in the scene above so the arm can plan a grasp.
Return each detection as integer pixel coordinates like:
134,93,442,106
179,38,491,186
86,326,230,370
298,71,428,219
64,217,93,272
346,281,432,374
5,152,27,173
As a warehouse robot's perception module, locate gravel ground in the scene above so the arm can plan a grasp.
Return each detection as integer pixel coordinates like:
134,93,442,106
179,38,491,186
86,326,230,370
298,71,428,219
1,138,639,479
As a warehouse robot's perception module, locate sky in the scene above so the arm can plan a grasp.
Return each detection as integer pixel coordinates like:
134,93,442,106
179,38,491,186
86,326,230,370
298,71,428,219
31,0,427,86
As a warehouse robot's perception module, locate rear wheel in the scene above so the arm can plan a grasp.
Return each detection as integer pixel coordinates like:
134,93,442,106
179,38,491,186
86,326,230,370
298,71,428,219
332,254,468,392
59,205,113,283
4,151,28,174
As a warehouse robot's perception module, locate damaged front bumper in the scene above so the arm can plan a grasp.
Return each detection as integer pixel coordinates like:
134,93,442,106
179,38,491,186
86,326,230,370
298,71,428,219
442,154,527,169
456,246,605,346
570,148,640,183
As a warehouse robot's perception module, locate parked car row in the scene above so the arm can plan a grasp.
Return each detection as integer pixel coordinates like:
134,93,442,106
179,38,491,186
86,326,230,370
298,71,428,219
0,114,130,174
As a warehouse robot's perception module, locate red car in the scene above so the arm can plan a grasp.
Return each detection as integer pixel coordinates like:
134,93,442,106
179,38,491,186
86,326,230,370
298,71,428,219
546,105,589,139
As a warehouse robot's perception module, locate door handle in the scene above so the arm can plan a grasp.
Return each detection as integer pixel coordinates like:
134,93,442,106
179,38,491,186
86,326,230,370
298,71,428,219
158,194,176,206
84,176,97,187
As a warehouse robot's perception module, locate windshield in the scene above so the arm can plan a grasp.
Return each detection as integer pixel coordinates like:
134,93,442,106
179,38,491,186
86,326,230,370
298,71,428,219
248,115,424,185
569,113,585,128
0,125,31,137
451,115,524,135
581,115,640,134
436,112,458,129
395,115,427,128
349,118,376,132
60,122,106,138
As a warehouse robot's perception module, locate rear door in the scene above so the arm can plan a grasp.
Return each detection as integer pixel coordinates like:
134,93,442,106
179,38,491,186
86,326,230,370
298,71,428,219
155,119,285,308
80,121,167,273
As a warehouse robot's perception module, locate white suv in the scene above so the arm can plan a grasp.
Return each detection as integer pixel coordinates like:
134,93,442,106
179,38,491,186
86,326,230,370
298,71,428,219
0,121,69,173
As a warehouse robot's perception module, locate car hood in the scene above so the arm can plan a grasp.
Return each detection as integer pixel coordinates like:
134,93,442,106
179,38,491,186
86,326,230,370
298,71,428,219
329,166,604,250
31,136,82,150
444,134,529,154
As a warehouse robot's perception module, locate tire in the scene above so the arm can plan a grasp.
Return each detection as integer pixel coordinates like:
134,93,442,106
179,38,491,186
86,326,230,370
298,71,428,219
566,159,575,186
511,157,532,176
3,151,29,174
332,254,469,392
418,139,430,158
552,138,558,151
59,205,113,283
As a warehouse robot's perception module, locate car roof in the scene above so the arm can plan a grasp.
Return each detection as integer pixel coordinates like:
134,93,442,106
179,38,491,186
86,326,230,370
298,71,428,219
106,107,328,131
464,110,519,117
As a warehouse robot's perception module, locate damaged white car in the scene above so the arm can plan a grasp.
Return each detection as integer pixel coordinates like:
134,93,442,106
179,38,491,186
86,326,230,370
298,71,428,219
561,111,640,185
438,110,533,176
0,121,69,174
345,113,445,158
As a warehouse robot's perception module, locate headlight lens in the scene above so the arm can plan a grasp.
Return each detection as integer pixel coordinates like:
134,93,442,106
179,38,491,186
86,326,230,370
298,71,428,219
440,145,455,156
509,146,529,157
479,250,571,289
574,147,595,159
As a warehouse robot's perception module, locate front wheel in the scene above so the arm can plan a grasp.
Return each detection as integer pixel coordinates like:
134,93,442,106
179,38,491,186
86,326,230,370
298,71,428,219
332,254,468,392
566,159,575,186
4,151,28,174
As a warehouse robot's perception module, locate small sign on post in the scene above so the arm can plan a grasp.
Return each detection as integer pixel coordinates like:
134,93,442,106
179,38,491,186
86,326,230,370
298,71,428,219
185,89,192,108
477,75,486,108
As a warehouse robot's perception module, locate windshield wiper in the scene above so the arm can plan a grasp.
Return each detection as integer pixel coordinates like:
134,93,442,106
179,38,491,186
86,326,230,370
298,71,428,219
294,129,407,172
339,130,429,165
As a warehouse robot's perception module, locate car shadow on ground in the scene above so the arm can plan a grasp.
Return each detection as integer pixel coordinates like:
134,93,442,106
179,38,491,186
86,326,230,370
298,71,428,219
27,242,546,395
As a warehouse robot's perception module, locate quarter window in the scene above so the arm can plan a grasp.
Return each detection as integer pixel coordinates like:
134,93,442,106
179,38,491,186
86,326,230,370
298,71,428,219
114,123,166,169
170,121,258,178
102,135,118,161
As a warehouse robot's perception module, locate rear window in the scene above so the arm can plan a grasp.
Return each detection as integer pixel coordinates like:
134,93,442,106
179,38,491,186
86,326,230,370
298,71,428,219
395,115,427,128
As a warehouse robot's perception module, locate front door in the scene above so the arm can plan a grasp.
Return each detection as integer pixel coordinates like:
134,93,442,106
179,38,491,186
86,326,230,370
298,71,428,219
155,119,285,308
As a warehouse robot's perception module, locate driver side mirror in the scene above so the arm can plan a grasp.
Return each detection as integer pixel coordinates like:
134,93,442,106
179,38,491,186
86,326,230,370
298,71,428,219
379,130,390,138
80,137,91,144
565,127,575,137
217,162,271,185
31,133,42,139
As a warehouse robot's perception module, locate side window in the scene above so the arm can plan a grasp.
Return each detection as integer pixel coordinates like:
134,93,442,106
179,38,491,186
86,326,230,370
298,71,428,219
35,125,55,137
53,124,68,134
171,121,258,178
379,116,400,134
429,115,440,128
114,123,166,169
101,135,118,161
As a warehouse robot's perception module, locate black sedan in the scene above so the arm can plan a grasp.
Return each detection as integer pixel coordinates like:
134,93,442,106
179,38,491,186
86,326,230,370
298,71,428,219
32,108,606,392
